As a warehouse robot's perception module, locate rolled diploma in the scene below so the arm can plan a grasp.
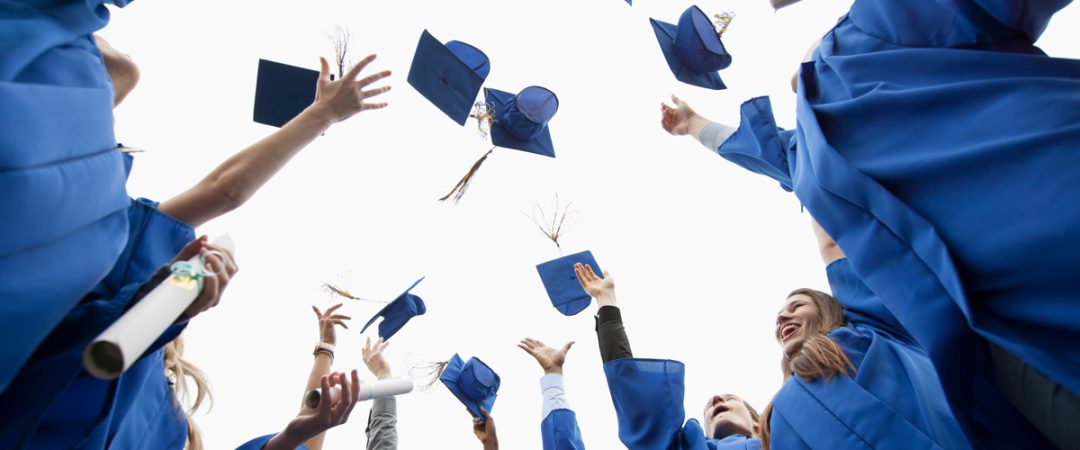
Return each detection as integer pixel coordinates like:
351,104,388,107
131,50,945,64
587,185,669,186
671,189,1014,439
304,378,414,408
83,235,235,380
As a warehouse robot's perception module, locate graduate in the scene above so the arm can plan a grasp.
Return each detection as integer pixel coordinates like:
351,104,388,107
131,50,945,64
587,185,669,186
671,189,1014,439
518,338,587,450
659,0,1080,443
0,0,139,396
578,217,973,450
0,33,392,448
572,267,762,450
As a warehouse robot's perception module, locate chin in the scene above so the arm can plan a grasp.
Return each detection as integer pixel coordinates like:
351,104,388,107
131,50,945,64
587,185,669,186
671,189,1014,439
782,338,805,357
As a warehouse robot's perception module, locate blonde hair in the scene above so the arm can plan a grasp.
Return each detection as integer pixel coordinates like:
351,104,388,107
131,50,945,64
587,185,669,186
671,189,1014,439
759,288,854,450
163,335,212,450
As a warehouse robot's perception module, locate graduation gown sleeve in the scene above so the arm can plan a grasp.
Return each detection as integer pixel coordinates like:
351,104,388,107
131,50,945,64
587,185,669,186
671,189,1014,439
712,97,796,193
542,409,586,450
235,434,310,450
0,197,194,449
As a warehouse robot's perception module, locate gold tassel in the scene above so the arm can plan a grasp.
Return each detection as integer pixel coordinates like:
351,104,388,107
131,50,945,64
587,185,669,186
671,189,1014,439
439,147,495,203
713,12,735,38
468,101,497,140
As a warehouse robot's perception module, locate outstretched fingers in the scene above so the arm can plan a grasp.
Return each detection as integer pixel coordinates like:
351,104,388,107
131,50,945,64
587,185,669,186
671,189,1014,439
344,54,378,82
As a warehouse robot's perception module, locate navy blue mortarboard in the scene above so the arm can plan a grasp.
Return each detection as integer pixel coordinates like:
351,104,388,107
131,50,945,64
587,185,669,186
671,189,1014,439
254,59,321,127
440,354,500,421
360,277,427,341
486,86,559,157
650,6,732,90
536,250,602,316
408,30,491,125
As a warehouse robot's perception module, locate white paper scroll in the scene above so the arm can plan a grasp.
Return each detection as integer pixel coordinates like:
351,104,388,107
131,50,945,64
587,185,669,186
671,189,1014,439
84,235,235,380
304,378,415,408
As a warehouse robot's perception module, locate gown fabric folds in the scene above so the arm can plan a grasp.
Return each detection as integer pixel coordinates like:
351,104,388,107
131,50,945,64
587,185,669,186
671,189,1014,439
0,0,135,392
711,1,1077,446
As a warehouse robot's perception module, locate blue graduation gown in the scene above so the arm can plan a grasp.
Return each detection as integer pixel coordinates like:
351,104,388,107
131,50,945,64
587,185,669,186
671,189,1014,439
712,0,1078,444
603,358,762,450
0,196,194,449
0,0,135,393
542,408,587,450
236,435,310,450
768,258,971,450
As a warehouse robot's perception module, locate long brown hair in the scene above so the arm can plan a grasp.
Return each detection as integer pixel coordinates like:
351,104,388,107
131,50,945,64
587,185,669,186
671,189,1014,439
164,335,212,450
759,288,854,449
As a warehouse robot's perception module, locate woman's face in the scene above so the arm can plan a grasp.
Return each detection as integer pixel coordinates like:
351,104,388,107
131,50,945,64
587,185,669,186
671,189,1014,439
776,293,820,356
702,394,757,439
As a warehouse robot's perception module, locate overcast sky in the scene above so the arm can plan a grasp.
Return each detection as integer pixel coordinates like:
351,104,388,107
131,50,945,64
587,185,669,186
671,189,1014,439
103,1,1079,448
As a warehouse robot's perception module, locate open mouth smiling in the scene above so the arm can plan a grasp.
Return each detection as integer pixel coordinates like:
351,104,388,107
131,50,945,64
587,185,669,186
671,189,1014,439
780,323,800,342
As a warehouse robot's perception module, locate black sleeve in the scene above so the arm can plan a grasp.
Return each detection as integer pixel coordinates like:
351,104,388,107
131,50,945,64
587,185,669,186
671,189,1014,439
595,305,633,363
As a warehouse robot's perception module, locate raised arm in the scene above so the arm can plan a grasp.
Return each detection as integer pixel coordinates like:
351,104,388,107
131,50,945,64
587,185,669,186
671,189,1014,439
574,264,633,363
362,337,398,450
159,55,391,228
260,370,361,450
303,304,350,450
660,95,737,153
519,338,587,450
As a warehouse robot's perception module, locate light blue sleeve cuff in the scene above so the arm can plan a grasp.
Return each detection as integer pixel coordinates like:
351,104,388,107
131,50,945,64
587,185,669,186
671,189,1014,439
699,121,738,153
541,373,571,420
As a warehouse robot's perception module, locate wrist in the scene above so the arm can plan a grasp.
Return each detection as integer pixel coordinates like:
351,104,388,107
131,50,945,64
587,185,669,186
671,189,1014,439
375,370,392,380
299,104,337,131
543,366,563,375
265,428,306,450
594,293,617,307
687,115,709,139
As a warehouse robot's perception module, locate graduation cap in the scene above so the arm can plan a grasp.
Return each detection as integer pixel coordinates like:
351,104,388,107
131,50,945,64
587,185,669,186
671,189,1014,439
360,277,426,341
253,59,323,127
439,354,500,421
439,86,560,202
536,250,602,316
408,30,491,125
650,6,734,90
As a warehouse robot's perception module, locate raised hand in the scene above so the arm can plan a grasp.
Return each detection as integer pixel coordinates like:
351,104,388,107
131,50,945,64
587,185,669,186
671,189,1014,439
312,303,351,346
660,95,707,137
472,407,499,450
313,54,392,123
265,370,361,450
574,263,616,307
518,338,574,375
362,337,392,379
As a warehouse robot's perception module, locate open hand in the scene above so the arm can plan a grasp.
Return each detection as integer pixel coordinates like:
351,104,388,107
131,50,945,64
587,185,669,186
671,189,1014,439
312,304,350,346
313,54,392,123
660,95,706,136
518,338,574,375
362,337,392,379
574,263,616,307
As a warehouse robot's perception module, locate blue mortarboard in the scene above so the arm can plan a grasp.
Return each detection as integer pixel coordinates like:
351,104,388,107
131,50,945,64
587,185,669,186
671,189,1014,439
650,6,732,90
486,86,559,157
254,59,321,127
439,354,500,421
408,30,491,125
536,250,602,316
360,277,427,341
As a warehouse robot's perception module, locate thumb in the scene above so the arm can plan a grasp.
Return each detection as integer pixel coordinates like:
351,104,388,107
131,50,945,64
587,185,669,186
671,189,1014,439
671,94,682,106
319,57,331,84
562,341,575,353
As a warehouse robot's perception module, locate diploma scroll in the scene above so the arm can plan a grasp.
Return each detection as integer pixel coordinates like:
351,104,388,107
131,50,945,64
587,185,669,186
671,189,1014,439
84,235,236,380
304,378,414,408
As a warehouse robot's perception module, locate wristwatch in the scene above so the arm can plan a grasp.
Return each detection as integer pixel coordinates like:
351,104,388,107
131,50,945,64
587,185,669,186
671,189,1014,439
313,342,335,360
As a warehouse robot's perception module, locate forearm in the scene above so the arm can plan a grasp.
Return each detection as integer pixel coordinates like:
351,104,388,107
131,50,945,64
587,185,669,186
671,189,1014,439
261,429,307,450
301,353,334,450
159,105,336,227
365,397,398,450
595,306,633,362
540,373,571,420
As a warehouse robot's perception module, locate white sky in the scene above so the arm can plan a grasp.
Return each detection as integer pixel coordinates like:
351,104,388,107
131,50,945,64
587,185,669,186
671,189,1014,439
104,1,1079,449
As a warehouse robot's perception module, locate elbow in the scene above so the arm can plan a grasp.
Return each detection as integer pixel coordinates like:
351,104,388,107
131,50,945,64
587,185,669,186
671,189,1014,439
205,179,249,215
